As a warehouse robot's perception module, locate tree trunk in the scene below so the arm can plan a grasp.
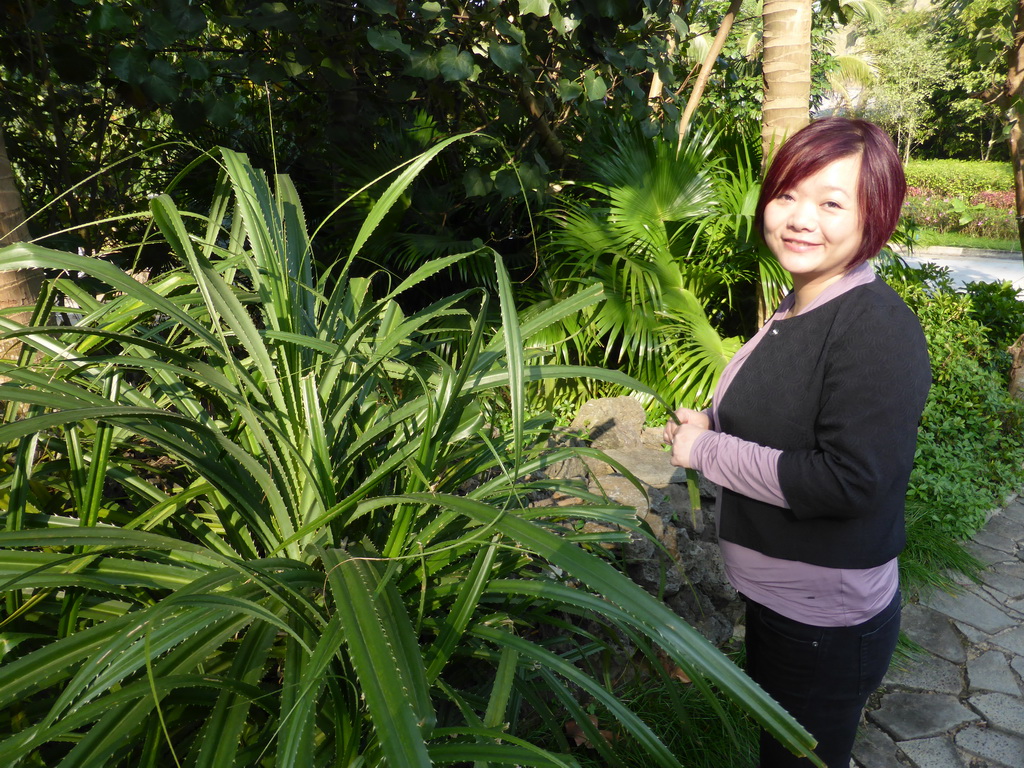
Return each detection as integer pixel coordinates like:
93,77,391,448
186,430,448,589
1010,333,1024,400
677,0,744,150
1009,0,1024,260
761,0,813,164
0,128,41,363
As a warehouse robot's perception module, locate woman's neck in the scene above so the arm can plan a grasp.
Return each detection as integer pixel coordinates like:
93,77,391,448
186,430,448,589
790,271,849,316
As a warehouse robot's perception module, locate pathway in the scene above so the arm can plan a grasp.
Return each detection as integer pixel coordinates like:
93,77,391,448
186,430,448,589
893,245,1024,297
852,495,1024,768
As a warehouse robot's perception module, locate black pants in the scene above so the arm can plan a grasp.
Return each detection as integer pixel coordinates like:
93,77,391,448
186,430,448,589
743,590,902,768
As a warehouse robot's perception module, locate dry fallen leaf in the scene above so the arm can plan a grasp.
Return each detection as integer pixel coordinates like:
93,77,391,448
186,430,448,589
658,648,692,684
565,714,615,748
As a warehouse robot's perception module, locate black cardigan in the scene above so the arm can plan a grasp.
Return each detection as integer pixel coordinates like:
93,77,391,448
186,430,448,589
716,279,931,569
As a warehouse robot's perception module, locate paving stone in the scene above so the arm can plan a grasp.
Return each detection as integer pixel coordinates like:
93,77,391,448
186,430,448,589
1007,597,1024,614
969,692,1024,738
885,652,963,695
965,540,1014,566
955,620,993,646
981,585,1015,608
852,723,901,768
1000,501,1024,527
974,528,1018,555
993,560,1024,580
968,650,1022,696
923,589,1018,634
989,626,1024,657
955,724,1024,768
1011,655,1024,681
901,603,967,664
979,566,1024,600
897,735,966,768
869,693,979,741
984,514,1024,545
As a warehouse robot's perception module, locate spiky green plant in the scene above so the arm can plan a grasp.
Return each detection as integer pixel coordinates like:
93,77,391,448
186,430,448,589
0,143,820,767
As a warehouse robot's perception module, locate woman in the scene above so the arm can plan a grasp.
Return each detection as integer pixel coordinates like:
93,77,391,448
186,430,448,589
664,117,930,767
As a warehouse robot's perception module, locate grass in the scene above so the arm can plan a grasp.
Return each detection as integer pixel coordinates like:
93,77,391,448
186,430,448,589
914,228,1021,252
528,648,760,768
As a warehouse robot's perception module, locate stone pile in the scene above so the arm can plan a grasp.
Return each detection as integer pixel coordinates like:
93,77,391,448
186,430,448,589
539,396,741,645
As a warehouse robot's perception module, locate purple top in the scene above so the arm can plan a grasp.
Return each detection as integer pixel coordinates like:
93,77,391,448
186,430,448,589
689,263,899,627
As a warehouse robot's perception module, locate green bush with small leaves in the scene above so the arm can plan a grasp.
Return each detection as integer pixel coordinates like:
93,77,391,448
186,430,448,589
964,280,1024,351
905,159,1014,199
881,268,1024,541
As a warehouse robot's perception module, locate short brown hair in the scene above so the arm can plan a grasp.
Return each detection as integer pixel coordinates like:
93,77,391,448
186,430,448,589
755,118,906,268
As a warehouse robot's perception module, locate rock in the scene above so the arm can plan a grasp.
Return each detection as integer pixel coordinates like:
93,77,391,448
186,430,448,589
529,398,741,645
923,589,1018,634
968,692,1024,738
852,723,901,768
571,396,646,449
540,430,589,480
899,603,966,664
955,724,1024,767
868,693,979,740
968,650,1021,696
884,652,963,695
897,735,966,768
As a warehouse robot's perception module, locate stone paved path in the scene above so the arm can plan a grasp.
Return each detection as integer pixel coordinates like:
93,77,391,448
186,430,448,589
853,496,1024,768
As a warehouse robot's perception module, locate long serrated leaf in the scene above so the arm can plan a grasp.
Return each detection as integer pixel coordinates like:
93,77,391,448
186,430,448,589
321,547,433,768
359,493,819,762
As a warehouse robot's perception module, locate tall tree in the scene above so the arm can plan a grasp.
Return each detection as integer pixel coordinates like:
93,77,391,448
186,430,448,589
857,8,950,162
937,0,1024,256
0,129,40,364
761,0,814,160
1008,0,1024,254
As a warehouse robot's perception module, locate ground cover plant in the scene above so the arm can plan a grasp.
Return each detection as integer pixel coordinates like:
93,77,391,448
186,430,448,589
0,146,816,767
878,260,1024,546
902,159,1018,245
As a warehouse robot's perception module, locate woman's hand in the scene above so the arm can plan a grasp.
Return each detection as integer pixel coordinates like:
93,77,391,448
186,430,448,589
663,408,710,468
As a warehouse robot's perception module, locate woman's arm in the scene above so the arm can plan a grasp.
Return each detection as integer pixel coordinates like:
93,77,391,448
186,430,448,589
670,299,930,516
775,303,930,520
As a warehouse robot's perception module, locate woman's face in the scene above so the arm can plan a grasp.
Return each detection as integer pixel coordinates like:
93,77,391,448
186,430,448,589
762,154,864,293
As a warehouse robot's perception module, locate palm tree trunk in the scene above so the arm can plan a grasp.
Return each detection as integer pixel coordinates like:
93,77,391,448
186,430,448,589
0,128,41,363
761,0,813,163
1009,0,1024,261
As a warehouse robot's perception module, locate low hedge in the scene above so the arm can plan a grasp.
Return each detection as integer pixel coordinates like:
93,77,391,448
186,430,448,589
905,159,1014,199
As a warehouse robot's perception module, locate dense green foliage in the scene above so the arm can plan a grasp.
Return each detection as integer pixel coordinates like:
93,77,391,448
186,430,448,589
0,147,817,767
526,124,777,412
537,668,760,768
901,159,1016,241
855,7,950,161
904,159,1015,198
902,193,1017,242
964,279,1024,350
0,0,736,263
880,262,1024,542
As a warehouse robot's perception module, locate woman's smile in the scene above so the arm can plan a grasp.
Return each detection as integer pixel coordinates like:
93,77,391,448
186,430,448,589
763,153,864,305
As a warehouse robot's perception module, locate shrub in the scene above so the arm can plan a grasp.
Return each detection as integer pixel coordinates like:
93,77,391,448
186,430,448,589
0,146,816,767
881,272,1024,541
964,279,1024,352
905,159,1014,199
902,190,1017,241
